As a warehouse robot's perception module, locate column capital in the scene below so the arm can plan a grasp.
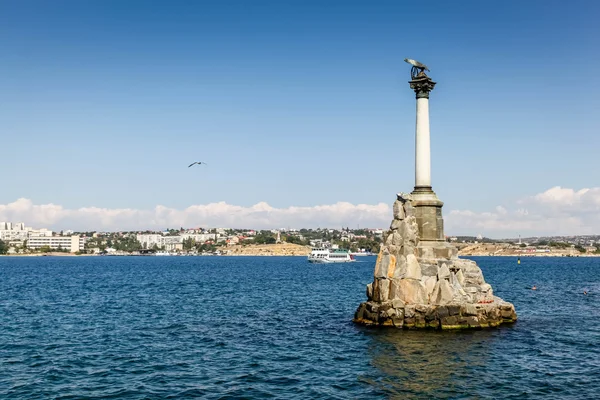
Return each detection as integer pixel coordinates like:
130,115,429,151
409,74,436,99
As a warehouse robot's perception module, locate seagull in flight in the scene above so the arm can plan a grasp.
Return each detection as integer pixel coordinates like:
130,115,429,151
188,161,208,168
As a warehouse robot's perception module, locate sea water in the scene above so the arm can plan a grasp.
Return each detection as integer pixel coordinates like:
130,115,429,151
1,256,598,399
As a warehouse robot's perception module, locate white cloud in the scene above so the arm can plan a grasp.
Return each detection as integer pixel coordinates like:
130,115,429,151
1,186,599,236
0,198,391,231
446,186,600,237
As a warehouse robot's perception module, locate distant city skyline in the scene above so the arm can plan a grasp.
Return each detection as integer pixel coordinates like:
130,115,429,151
1,1,598,237
0,185,598,237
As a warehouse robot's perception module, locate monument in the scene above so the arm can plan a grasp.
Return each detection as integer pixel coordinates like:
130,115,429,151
353,59,517,329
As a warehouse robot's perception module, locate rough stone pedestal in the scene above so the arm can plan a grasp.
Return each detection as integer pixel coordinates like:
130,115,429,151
411,186,444,242
353,193,517,330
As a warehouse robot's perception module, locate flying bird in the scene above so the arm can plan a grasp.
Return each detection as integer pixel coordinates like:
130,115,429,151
188,161,208,167
404,58,430,72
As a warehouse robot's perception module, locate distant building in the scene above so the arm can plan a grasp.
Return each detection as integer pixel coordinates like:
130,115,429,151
0,222,52,241
310,239,331,248
27,235,86,253
227,236,240,246
136,234,162,249
180,233,217,243
0,229,28,241
136,234,186,250
161,236,183,251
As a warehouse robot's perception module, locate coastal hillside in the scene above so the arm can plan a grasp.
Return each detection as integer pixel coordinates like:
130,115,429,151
456,242,596,257
222,243,311,256
222,242,598,257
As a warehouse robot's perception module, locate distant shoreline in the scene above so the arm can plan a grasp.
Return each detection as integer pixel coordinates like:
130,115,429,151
459,253,600,258
1,253,96,257
2,253,599,258
2,243,599,258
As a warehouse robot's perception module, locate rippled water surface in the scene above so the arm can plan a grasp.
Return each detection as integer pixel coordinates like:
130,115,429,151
1,256,599,399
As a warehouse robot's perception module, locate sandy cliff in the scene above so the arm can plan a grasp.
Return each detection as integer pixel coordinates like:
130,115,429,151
222,243,311,256
456,243,598,257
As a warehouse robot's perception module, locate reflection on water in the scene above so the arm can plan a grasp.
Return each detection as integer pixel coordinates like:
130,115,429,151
1,256,599,399
363,328,500,398
357,256,600,399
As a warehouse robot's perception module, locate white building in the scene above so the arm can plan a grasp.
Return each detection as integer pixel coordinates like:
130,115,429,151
30,229,53,237
28,235,86,253
136,234,163,249
136,234,186,251
180,233,217,243
0,222,52,241
227,236,240,246
161,236,183,251
0,230,28,241
0,222,23,231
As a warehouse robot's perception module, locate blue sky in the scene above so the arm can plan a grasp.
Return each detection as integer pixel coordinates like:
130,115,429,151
1,0,599,235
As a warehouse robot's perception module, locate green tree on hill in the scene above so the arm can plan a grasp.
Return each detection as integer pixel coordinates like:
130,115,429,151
254,231,276,244
113,237,142,252
0,239,8,255
196,243,217,253
183,237,195,250
355,237,382,253
284,235,307,245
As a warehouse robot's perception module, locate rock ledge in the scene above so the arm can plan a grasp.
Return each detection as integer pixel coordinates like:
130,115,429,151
353,193,517,329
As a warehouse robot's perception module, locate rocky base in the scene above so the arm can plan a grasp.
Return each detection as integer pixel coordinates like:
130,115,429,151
354,298,517,329
353,192,517,330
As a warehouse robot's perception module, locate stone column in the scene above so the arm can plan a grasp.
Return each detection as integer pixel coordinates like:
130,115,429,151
415,96,431,189
352,64,517,330
409,74,445,242
410,74,436,192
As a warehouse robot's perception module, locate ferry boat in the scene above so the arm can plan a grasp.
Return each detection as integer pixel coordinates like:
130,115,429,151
350,251,376,257
307,247,356,263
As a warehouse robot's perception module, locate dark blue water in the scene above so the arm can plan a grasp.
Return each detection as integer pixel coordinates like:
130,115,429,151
1,256,599,399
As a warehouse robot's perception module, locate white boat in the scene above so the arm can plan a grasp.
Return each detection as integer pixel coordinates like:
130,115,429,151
308,247,356,263
350,251,376,257
155,251,172,256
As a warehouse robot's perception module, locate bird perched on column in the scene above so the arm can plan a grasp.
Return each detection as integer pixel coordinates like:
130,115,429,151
404,58,430,72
